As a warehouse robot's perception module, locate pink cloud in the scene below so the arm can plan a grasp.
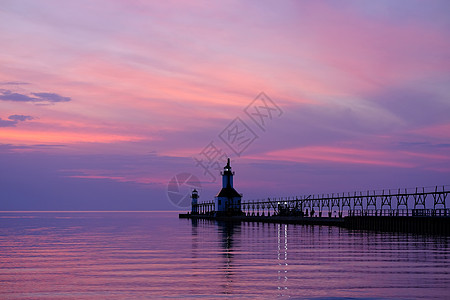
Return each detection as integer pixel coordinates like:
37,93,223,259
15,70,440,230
0,127,146,145
251,146,412,168
412,123,450,140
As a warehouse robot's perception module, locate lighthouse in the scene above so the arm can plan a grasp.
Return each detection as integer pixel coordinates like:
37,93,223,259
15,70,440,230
215,158,242,216
191,189,199,214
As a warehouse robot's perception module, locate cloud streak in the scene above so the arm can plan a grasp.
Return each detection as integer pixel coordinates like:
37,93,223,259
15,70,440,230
0,90,71,103
0,81,30,85
8,114,34,122
0,115,34,127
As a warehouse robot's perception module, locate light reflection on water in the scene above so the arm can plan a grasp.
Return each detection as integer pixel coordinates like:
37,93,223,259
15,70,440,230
0,211,449,299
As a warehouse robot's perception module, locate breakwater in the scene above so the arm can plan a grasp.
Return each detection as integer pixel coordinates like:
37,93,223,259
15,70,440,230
179,212,450,235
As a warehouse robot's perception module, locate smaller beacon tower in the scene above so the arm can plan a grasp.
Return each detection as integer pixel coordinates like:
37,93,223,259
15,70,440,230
191,189,199,214
215,158,242,216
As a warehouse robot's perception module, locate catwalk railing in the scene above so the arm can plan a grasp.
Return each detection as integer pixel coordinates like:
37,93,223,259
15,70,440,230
192,185,449,217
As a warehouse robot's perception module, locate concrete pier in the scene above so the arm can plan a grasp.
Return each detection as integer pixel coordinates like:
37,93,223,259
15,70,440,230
179,213,450,235
180,213,344,226
345,216,450,235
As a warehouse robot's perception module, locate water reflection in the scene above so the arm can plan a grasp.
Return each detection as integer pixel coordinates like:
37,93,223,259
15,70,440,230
191,218,198,260
277,223,288,296
217,221,240,294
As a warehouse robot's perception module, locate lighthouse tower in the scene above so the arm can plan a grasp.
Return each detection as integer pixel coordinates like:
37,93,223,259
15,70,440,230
215,158,242,215
191,189,199,214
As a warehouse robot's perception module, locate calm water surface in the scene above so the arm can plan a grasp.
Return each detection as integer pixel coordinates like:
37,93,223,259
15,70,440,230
0,211,449,299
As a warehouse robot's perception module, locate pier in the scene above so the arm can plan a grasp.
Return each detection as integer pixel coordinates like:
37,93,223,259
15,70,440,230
188,185,448,218
180,159,449,234
182,185,450,234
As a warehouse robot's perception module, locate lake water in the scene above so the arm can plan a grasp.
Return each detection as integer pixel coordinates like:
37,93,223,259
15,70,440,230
1,211,449,299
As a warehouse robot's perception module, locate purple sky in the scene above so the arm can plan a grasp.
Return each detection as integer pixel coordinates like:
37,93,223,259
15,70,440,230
1,0,449,210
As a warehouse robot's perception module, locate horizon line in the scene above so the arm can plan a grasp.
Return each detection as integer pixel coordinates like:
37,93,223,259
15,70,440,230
0,210,184,213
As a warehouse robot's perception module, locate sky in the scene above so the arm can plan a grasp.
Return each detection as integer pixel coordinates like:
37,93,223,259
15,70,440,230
1,0,449,211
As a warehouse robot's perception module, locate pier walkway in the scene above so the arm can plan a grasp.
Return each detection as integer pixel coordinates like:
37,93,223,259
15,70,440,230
192,185,448,217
